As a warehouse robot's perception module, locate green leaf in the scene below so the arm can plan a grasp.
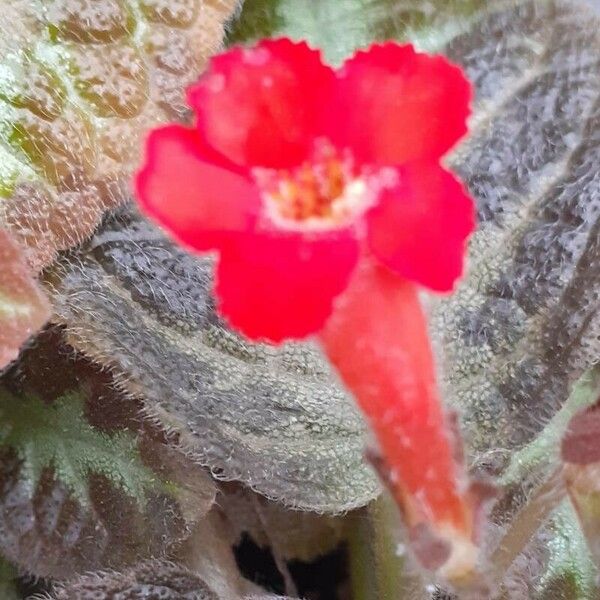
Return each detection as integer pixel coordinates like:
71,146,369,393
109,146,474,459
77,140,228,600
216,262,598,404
538,502,598,600
228,0,490,62
0,0,238,271
0,388,157,505
0,329,216,579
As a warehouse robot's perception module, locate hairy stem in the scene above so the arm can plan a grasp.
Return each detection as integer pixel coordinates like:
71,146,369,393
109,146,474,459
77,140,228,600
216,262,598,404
491,469,566,580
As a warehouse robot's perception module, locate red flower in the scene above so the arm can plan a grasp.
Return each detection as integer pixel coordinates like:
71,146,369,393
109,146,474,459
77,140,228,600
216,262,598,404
136,38,482,582
136,39,473,343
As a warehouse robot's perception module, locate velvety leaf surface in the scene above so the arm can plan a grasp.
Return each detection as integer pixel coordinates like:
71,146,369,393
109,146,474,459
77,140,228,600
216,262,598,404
46,207,380,513
432,2,600,595
0,0,238,272
431,0,600,464
0,329,215,579
49,560,219,599
48,558,298,599
0,228,49,370
0,390,156,505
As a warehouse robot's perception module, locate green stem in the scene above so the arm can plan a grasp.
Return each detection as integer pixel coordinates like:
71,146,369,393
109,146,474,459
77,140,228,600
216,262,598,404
347,507,379,600
501,367,600,488
348,493,427,600
0,558,18,600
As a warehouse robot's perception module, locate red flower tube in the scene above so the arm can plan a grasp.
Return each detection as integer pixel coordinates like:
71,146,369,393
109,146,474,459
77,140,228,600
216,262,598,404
321,259,479,581
135,38,479,581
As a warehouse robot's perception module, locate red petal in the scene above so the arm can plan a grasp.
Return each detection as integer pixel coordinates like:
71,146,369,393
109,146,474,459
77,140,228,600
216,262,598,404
327,44,471,165
366,162,475,292
187,39,335,169
135,125,260,251
215,230,359,342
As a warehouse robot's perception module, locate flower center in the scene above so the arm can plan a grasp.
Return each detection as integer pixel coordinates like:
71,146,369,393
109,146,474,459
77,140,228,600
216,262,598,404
254,140,371,229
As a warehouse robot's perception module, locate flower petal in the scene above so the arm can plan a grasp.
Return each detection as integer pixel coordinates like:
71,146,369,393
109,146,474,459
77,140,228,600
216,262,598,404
187,38,335,169
327,44,471,165
135,125,260,251
215,230,359,342
366,162,475,292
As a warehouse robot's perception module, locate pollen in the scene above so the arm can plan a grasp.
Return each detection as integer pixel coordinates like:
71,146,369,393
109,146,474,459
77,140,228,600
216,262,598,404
254,139,370,228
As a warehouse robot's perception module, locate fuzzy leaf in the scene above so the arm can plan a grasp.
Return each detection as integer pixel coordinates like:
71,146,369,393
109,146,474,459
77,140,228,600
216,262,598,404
49,560,219,600
48,559,298,599
0,448,212,579
0,389,156,505
428,1,600,593
46,208,380,513
0,228,49,369
0,0,239,272
0,328,215,579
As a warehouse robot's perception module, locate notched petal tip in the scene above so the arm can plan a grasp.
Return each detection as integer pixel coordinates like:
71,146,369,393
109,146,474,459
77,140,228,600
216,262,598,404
249,37,327,59
327,42,473,166
186,37,335,170
341,41,419,69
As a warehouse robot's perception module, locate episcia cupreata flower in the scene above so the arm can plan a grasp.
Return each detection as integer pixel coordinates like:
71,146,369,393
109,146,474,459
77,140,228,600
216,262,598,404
135,38,482,583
